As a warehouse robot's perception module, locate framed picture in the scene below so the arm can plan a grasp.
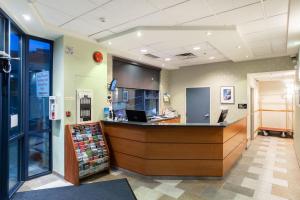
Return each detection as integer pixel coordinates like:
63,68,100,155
220,86,235,104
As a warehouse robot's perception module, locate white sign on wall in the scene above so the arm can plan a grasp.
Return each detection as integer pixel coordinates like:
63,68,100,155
36,71,49,98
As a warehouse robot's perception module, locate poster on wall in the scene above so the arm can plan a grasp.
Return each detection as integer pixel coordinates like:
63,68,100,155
220,86,235,104
77,89,93,124
36,71,49,97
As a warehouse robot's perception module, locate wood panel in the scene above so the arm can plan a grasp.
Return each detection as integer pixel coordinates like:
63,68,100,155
64,125,80,185
104,124,224,143
103,117,247,177
157,117,181,123
223,118,246,142
223,140,247,176
112,152,223,176
106,136,223,159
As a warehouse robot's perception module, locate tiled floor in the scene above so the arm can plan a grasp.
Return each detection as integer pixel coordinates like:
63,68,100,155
19,136,300,200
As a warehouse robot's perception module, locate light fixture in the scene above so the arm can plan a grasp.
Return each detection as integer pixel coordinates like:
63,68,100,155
165,58,171,61
137,31,142,37
140,49,148,53
209,56,215,60
193,47,201,51
245,55,249,58
108,41,112,45
22,14,31,21
206,31,212,36
237,45,241,49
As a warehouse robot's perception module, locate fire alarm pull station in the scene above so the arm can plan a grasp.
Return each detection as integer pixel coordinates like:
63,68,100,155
49,96,61,120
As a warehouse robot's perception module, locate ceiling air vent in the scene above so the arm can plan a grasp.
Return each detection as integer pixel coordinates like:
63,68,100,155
144,53,160,59
175,52,197,60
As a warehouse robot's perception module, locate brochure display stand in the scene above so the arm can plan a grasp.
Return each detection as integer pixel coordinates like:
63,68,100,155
65,122,110,185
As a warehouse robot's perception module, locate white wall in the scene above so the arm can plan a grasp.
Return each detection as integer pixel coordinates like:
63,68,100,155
168,57,294,141
169,57,294,123
52,36,108,176
294,50,300,164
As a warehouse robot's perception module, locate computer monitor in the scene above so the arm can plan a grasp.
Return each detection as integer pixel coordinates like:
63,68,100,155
126,110,148,122
217,109,228,123
109,79,118,91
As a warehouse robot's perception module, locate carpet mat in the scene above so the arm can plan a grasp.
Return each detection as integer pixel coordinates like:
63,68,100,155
13,179,137,200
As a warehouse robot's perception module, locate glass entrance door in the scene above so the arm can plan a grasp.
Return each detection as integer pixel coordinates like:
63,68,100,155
8,23,23,195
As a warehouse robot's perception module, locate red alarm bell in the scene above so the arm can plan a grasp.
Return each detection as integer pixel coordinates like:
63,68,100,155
93,51,103,63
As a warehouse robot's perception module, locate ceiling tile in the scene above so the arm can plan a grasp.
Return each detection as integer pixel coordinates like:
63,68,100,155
90,31,114,40
36,0,98,18
62,18,104,36
35,2,73,26
263,0,289,17
82,0,157,33
146,0,188,9
206,0,259,14
183,15,222,26
160,0,213,24
88,0,112,6
110,10,178,33
216,3,263,25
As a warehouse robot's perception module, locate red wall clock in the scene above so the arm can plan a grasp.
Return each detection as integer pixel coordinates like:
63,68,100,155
93,51,103,63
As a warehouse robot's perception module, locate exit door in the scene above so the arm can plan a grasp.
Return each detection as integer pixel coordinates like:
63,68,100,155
186,87,210,123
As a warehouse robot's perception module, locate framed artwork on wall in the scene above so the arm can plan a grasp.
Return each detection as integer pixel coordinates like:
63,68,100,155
220,86,235,104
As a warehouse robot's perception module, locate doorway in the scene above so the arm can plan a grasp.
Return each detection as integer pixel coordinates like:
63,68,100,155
0,10,53,200
186,87,210,123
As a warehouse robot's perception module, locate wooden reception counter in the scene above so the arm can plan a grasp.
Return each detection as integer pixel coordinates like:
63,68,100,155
101,117,247,177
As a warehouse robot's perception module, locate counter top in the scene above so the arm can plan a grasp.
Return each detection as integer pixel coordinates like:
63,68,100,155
101,118,244,127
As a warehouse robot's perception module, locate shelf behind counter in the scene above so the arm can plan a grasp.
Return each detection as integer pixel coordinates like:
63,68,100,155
101,117,247,177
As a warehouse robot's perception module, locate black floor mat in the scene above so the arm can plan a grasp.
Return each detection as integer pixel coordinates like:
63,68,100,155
13,179,137,200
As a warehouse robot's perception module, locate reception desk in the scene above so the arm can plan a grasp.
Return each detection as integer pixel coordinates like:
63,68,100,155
101,118,247,177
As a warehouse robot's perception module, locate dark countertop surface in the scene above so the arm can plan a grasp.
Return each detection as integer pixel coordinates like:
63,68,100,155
102,117,245,127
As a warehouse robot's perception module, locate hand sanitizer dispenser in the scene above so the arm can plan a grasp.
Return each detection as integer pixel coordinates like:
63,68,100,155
49,96,61,120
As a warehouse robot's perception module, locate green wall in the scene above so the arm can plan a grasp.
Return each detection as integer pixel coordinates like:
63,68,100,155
52,35,108,175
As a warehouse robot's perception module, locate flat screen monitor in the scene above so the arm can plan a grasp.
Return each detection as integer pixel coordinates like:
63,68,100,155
217,109,228,123
109,79,117,91
126,110,148,123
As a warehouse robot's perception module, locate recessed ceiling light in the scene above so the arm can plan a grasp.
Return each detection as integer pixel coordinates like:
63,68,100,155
22,14,31,21
193,47,201,50
209,56,215,60
140,49,148,53
245,55,249,58
237,45,241,49
108,41,112,45
206,31,212,36
165,58,171,61
137,31,142,37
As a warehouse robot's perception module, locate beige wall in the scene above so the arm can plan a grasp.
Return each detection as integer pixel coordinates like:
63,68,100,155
52,35,108,175
159,69,170,114
168,57,294,124
294,50,300,164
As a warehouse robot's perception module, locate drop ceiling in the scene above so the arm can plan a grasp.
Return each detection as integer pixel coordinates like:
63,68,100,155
0,0,297,69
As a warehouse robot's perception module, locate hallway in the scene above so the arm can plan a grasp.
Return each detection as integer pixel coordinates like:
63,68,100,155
19,136,300,200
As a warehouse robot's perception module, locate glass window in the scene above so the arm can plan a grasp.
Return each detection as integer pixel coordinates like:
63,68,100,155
27,38,52,177
112,88,159,118
0,16,5,51
9,25,22,137
9,141,19,191
28,39,51,132
28,132,50,176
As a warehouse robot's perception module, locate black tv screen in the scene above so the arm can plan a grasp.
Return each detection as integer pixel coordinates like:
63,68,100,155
109,79,117,91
